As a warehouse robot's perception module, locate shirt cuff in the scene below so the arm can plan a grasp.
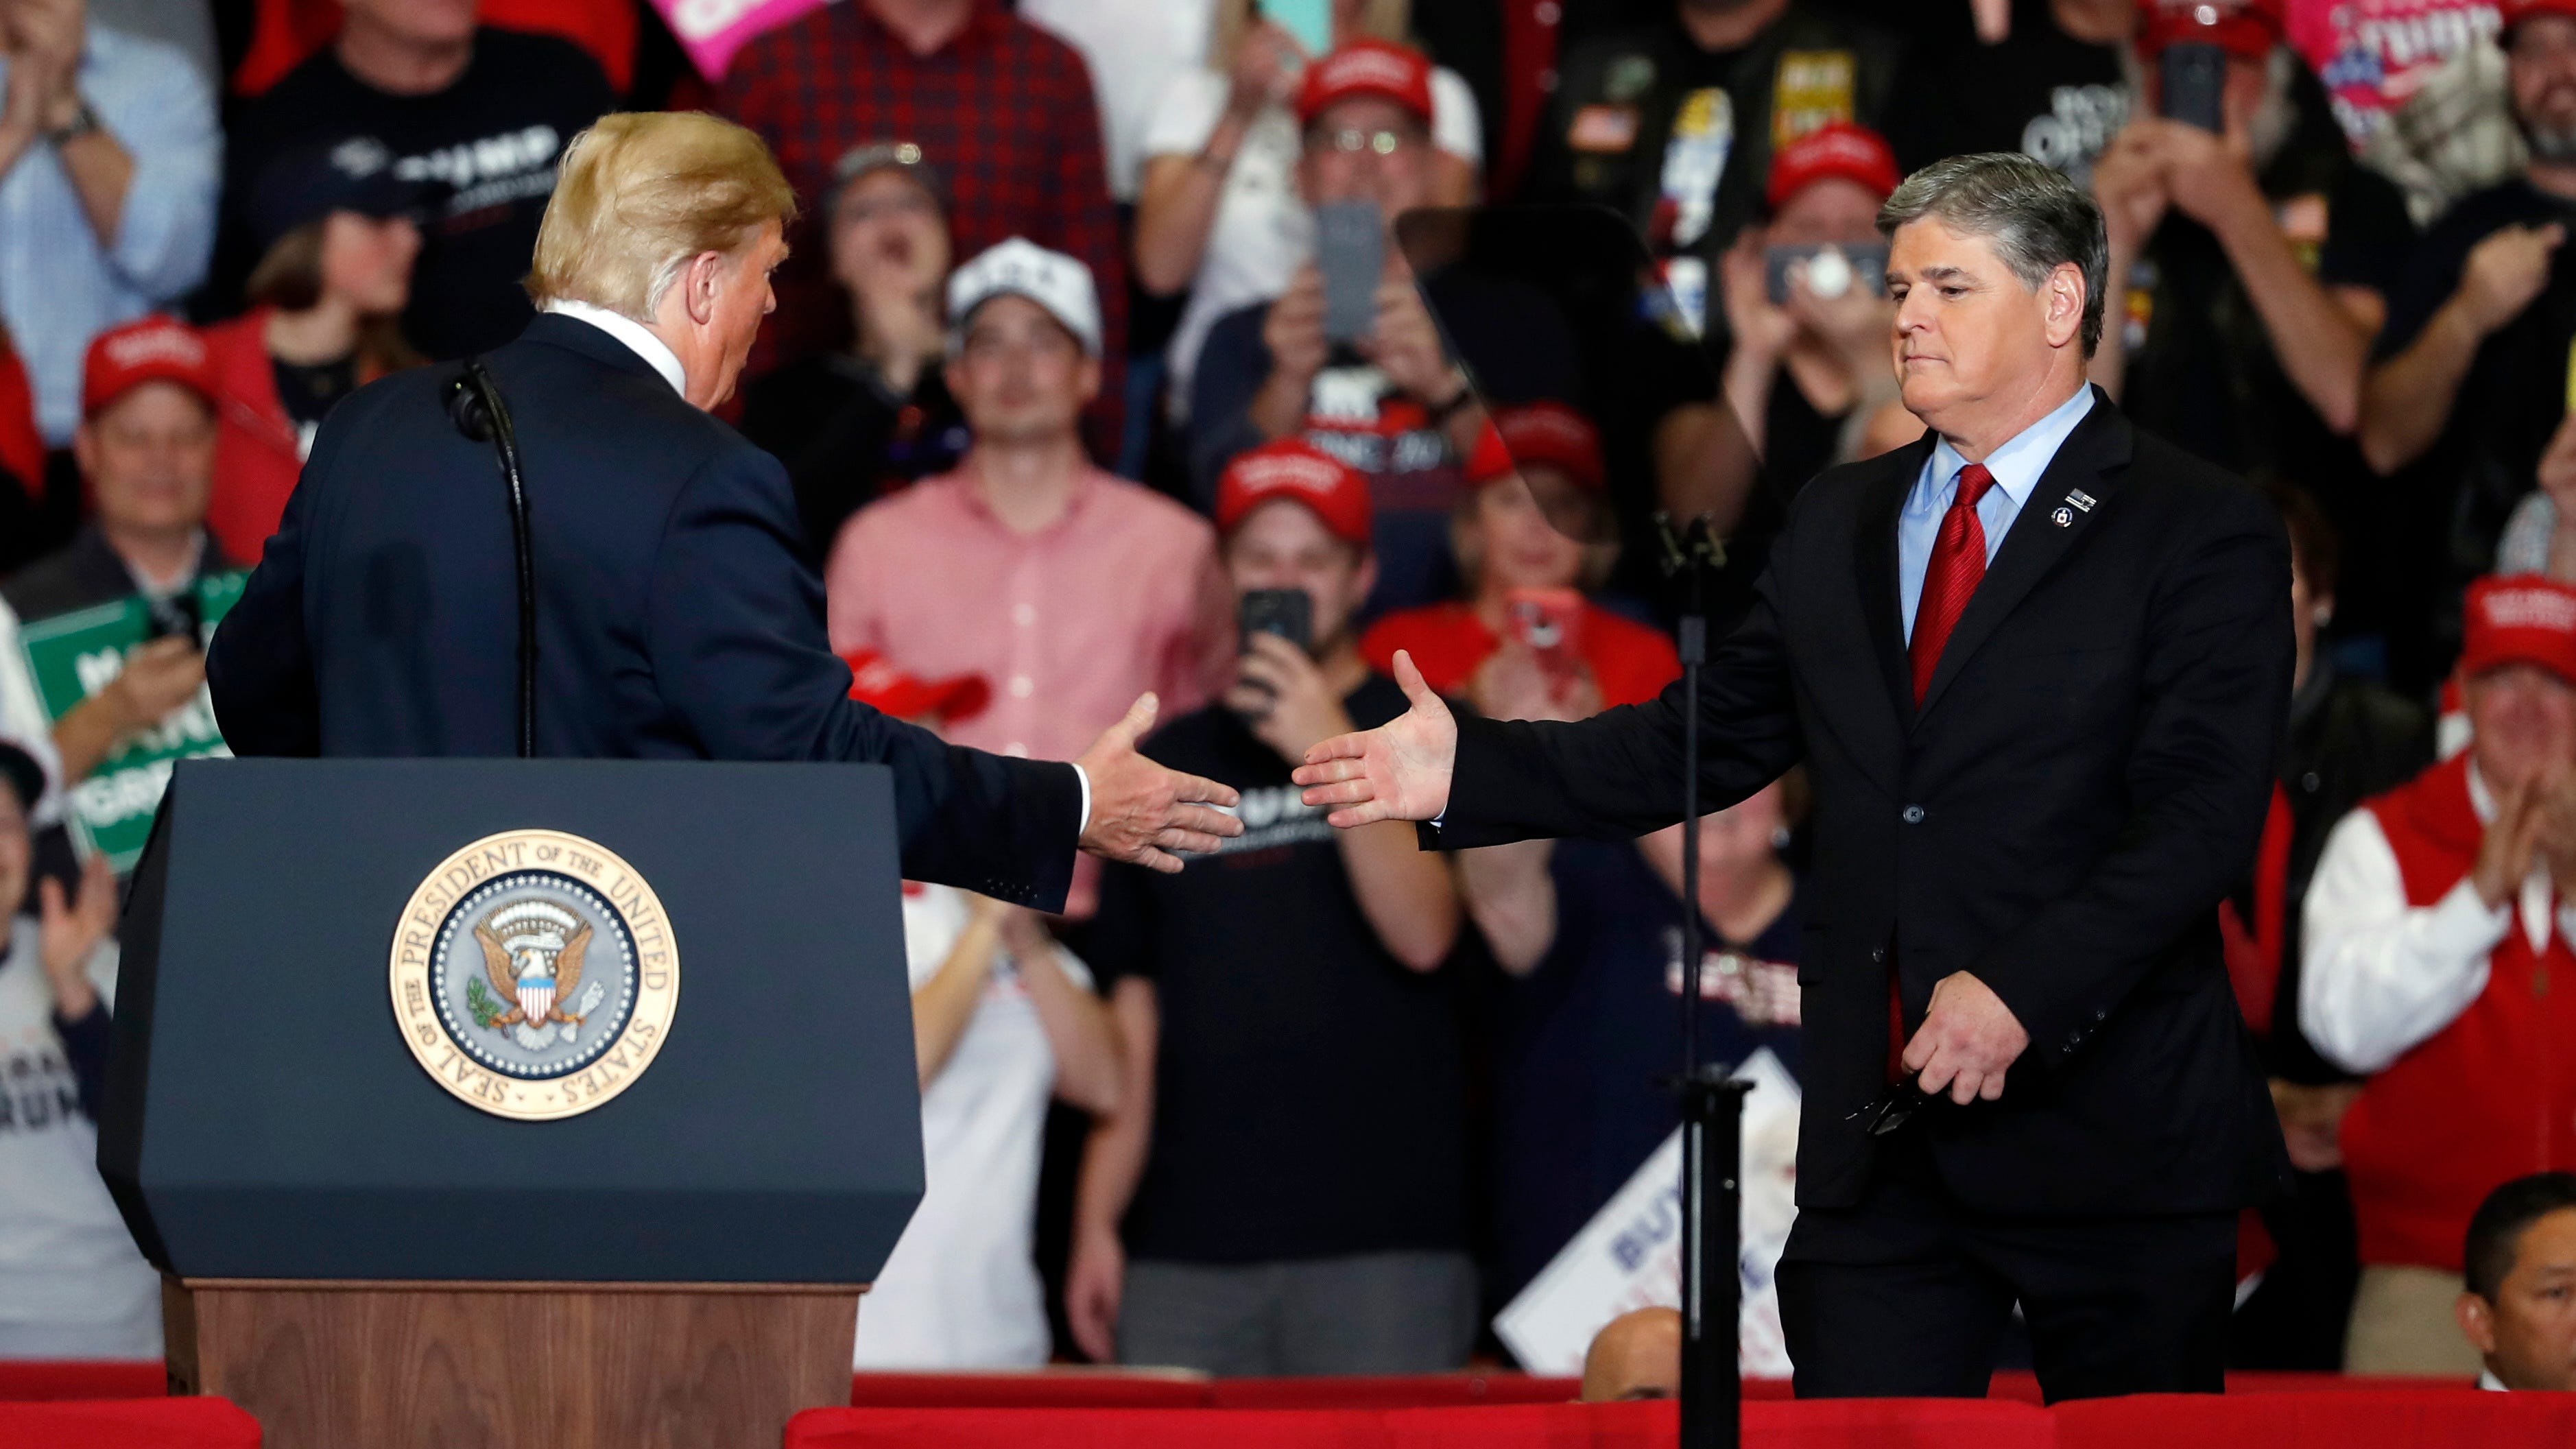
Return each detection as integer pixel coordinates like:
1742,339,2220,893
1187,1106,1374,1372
2428,876,2514,955
1072,763,1091,836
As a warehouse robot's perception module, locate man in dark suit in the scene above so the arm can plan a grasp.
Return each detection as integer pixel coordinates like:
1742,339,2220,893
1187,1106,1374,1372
1295,152,2296,1399
207,112,1239,914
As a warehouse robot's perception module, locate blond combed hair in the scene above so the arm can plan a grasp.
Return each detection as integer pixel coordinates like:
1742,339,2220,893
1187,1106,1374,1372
525,111,799,322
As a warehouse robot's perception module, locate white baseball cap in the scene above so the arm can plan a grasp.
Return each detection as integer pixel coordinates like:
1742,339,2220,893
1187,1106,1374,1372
946,238,1101,358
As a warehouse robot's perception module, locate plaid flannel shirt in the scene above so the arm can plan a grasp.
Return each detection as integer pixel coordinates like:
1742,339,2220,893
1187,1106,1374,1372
719,1,1128,443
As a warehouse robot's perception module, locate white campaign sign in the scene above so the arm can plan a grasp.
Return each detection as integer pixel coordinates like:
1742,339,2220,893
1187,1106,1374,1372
1493,1047,1801,1377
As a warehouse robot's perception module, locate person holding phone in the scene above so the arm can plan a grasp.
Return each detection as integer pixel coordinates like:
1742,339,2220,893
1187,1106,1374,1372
2086,2,2418,673
1359,403,1680,712
1717,121,1916,501
1068,436,1467,1376
1190,39,1578,621
1135,3,1484,413
3,316,226,791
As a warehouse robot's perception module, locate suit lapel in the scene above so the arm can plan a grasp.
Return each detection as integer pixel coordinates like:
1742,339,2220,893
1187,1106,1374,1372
1914,389,2134,722
1852,440,1923,731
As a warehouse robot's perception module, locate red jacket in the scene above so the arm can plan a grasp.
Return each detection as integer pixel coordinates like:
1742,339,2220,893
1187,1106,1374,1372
201,311,306,568
2343,752,2576,1270
1359,600,1682,709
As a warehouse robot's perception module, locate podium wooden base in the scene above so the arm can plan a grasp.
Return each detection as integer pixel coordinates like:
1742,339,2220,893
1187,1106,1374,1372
163,1276,861,1449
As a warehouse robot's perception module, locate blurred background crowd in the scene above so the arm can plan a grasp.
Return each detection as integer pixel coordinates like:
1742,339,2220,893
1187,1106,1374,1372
3,0,2576,1396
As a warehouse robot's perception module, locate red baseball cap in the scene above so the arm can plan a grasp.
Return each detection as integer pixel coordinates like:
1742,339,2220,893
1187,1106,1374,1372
82,315,215,417
842,649,991,724
2461,577,2576,685
1215,438,1373,545
1467,402,1606,492
2135,0,2285,61
1295,39,1436,128
1766,122,1900,213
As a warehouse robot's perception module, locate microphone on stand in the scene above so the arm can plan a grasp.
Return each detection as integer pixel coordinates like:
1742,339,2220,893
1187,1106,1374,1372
446,363,538,759
1656,510,1750,1449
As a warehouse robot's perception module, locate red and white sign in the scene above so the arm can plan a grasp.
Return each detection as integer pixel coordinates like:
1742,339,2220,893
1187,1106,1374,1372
650,0,826,81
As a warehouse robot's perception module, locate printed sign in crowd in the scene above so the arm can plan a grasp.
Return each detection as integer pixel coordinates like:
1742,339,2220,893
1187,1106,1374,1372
15,573,244,871
1496,1048,1802,1377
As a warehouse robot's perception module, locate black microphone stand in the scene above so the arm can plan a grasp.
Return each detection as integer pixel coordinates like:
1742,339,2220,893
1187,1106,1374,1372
1657,513,1750,1449
448,363,538,758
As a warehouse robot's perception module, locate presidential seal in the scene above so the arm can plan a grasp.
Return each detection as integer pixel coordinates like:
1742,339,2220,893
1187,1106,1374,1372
389,829,679,1121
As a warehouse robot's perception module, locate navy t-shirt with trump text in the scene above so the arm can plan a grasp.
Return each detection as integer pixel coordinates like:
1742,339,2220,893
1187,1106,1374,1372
1087,674,1468,1263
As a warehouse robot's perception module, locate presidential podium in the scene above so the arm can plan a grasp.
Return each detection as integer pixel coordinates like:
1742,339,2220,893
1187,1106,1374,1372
98,758,925,1449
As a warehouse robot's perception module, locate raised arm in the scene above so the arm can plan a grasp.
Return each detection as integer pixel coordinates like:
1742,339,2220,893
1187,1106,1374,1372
2359,224,2559,475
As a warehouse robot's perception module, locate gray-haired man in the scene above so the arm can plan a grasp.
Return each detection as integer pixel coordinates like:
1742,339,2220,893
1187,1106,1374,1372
1293,152,2296,1398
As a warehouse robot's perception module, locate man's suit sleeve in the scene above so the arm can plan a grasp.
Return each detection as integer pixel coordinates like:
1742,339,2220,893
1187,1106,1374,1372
647,444,1082,912
206,406,331,758
1432,556,1802,848
1969,486,2293,1068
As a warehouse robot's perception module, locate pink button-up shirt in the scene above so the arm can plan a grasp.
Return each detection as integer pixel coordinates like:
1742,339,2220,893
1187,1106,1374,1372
824,464,1234,911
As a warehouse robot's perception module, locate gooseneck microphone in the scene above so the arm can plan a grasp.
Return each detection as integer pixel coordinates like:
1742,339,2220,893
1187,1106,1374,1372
446,362,538,758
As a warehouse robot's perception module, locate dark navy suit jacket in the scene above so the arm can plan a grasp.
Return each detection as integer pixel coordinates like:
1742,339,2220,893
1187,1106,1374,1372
1433,392,2297,1217
206,313,1080,910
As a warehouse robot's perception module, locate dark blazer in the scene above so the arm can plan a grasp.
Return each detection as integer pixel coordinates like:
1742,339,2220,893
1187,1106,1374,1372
206,313,1080,911
1433,390,2297,1217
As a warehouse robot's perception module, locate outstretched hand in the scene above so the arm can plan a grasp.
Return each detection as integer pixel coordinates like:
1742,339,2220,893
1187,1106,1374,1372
1075,693,1244,873
1291,651,1457,828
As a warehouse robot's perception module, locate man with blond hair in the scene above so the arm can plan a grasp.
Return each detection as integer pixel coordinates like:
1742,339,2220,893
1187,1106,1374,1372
208,112,1241,909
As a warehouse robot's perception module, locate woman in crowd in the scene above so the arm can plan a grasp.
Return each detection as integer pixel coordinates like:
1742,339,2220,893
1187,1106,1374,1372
1360,403,1679,712
201,143,422,566
0,737,154,1357
741,143,969,556
1134,0,1483,414
838,654,1121,1369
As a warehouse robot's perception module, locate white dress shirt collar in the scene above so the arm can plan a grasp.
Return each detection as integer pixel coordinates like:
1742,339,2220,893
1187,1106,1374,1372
542,299,687,398
1920,383,2096,517
2479,1368,2507,1391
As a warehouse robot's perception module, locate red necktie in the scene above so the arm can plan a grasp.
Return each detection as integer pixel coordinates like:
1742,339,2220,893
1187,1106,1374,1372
1910,462,1998,704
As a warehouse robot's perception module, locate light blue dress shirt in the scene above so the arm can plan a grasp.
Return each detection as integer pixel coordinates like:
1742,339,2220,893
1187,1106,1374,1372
1897,385,2096,642
0,25,219,444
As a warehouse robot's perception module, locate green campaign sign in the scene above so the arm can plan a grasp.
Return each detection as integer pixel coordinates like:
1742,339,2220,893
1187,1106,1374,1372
15,572,246,871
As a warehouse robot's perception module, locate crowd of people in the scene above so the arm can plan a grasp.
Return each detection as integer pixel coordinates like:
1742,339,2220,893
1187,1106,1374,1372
6,0,2576,1396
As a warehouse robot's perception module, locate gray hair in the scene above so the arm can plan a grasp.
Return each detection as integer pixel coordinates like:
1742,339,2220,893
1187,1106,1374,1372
1876,152,2109,357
